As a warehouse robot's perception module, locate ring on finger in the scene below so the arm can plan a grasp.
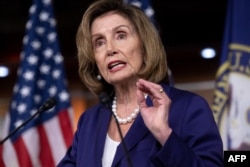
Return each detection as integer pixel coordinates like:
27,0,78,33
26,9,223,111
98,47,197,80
159,88,164,93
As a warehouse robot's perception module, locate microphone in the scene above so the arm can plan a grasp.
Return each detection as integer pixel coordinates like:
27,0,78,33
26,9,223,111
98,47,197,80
37,98,56,112
0,98,56,145
98,92,133,167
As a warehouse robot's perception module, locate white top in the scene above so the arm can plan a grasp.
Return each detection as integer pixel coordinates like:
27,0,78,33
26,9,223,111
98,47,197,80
102,134,120,167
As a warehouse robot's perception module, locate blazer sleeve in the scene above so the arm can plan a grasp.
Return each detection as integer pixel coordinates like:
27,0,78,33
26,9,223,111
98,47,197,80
150,94,224,167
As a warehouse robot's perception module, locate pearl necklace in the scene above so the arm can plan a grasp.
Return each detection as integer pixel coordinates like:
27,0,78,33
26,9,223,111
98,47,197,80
112,97,140,124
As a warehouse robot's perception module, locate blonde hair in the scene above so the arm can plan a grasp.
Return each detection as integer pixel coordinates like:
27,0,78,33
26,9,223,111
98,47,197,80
76,0,168,96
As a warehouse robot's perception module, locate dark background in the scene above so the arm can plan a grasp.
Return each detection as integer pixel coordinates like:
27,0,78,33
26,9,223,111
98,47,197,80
0,0,228,92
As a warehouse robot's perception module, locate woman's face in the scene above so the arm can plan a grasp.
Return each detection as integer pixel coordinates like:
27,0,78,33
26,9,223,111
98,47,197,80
91,12,143,85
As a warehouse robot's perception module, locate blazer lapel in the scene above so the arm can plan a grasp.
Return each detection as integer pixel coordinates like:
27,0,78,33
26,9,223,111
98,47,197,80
112,112,150,166
94,105,112,166
110,84,170,166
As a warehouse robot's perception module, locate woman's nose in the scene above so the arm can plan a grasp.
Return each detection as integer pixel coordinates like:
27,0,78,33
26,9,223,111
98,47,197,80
106,40,117,56
107,50,115,56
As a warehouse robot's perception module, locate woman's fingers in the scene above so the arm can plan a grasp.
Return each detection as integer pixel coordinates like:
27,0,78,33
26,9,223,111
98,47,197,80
136,79,167,101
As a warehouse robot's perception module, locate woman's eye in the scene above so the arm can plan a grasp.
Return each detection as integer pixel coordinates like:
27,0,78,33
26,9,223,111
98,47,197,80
94,40,105,48
117,32,127,40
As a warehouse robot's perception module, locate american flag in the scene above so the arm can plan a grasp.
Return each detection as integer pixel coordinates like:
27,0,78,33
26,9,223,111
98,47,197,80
0,0,74,166
125,0,155,21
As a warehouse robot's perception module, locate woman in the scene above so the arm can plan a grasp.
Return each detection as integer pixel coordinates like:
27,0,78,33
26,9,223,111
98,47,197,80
57,0,223,166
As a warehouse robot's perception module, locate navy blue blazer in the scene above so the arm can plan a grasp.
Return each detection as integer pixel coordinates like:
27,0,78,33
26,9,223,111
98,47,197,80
57,84,223,167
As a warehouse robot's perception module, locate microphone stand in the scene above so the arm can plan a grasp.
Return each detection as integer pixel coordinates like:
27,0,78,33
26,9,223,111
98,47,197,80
0,98,56,145
99,92,134,167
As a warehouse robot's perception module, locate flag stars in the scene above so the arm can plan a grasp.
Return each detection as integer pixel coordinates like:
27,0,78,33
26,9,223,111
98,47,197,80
23,71,35,81
27,54,38,65
40,64,51,74
53,69,61,79
47,107,55,113
37,79,46,88
36,27,45,35
30,109,37,116
131,2,142,8
54,54,63,64
26,20,32,29
49,86,57,96
20,52,25,61
17,67,22,76
11,101,17,110
48,32,56,42
40,11,49,21
31,40,41,50
23,36,29,44
20,86,31,97
59,91,69,102
29,5,36,14
17,103,27,114
43,0,51,5
145,7,154,18
49,18,56,27
34,94,42,104
15,120,24,128
43,48,53,58
13,84,19,93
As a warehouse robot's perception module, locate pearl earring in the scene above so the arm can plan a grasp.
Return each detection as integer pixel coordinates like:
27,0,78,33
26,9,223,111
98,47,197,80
97,75,102,80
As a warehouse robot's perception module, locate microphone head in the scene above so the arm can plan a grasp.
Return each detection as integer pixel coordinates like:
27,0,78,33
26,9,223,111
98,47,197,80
42,98,56,110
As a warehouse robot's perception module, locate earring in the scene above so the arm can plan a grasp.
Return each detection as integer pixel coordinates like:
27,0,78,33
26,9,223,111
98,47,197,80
97,74,102,80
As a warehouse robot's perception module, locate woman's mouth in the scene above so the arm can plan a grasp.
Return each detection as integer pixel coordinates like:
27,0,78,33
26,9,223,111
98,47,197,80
108,61,126,71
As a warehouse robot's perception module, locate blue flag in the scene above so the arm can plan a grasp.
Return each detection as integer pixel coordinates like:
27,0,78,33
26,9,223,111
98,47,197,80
0,0,73,166
125,0,155,21
212,0,250,150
